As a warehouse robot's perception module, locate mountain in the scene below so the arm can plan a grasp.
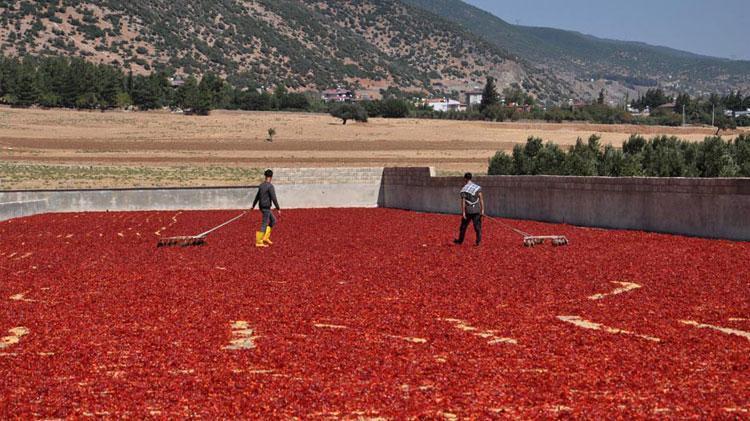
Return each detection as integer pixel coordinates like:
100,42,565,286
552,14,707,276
0,0,572,100
1,0,747,102
402,0,750,99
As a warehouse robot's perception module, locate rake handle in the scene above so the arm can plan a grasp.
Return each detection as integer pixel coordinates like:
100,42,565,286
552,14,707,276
196,211,247,238
486,216,531,238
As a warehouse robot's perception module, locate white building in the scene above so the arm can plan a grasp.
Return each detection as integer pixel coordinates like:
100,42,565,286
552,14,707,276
424,98,464,112
726,109,750,118
464,90,483,107
321,88,355,103
628,105,650,116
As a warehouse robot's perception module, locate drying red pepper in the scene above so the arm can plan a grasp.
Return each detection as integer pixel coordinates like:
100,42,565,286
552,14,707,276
0,209,748,418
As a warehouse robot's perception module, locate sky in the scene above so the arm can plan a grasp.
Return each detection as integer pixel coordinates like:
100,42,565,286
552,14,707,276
465,0,750,60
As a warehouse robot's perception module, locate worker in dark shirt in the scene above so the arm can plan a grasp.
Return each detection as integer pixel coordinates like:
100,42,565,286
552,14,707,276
251,169,281,248
454,172,485,246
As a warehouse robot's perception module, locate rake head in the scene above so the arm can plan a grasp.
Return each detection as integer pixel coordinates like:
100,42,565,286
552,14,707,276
157,236,206,248
523,236,569,247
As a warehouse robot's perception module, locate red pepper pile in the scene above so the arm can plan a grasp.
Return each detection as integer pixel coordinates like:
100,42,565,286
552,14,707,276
0,209,748,417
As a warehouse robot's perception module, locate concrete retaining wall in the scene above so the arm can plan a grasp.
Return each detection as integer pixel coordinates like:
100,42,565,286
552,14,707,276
378,167,750,241
5,165,750,241
0,199,48,220
0,167,383,221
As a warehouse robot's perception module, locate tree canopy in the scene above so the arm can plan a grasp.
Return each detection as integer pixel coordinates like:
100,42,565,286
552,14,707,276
489,134,750,178
479,76,499,111
330,103,368,125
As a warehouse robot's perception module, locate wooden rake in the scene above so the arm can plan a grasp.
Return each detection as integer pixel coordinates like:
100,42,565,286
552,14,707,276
486,216,569,247
157,211,247,248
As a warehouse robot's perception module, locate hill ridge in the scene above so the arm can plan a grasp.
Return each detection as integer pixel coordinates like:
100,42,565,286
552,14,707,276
1,0,748,101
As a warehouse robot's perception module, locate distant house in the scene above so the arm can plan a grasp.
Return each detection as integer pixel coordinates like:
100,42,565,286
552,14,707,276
510,104,532,113
424,98,464,112
322,88,355,103
657,102,676,111
169,76,185,88
464,90,483,107
629,105,651,116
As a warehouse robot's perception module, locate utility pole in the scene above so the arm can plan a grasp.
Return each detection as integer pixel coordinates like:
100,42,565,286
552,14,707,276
682,104,686,126
712,103,715,127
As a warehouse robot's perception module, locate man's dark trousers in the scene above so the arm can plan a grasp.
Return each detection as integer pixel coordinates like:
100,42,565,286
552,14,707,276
260,208,276,232
457,213,482,245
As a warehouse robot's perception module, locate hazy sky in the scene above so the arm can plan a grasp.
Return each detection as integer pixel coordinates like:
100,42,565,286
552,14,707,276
465,0,750,60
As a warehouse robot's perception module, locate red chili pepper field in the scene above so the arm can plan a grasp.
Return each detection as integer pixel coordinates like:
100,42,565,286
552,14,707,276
1,208,749,418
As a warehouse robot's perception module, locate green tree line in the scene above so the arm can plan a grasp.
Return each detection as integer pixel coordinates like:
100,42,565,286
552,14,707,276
489,134,750,178
0,55,316,115
2,57,749,130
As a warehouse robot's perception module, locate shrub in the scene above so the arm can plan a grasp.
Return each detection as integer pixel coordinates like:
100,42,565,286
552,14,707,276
563,136,600,176
488,151,514,175
279,92,309,110
236,91,273,111
734,134,750,176
487,134,750,178
379,98,410,118
481,104,505,122
360,100,382,118
115,92,132,108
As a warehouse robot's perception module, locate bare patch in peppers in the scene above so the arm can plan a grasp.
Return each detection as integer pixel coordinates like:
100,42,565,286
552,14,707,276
588,281,642,300
558,316,661,342
0,327,30,350
440,318,517,345
224,321,258,350
680,320,750,341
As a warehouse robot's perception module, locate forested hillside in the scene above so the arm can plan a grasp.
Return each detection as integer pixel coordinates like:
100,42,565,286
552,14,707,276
0,0,570,99
1,0,748,102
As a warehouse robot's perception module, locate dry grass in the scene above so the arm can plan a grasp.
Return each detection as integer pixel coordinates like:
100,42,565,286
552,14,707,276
0,162,263,190
1,107,746,189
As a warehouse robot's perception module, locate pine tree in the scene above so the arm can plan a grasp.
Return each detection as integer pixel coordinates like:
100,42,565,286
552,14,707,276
14,72,37,106
199,72,225,108
0,58,20,103
480,76,499,111
192,83,213,115
175,76,198,110
13,60,38,107
126,70,134,96
273,84,288,110
97,66,121,109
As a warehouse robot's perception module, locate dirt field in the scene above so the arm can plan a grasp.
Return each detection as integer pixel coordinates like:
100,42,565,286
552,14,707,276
1,107,746,189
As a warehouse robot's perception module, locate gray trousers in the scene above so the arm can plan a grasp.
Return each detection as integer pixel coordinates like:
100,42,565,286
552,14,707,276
260,208,277,231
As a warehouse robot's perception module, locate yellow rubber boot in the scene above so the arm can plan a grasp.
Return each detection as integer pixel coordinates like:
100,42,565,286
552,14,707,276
255,231,268,248
263,226,273,245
